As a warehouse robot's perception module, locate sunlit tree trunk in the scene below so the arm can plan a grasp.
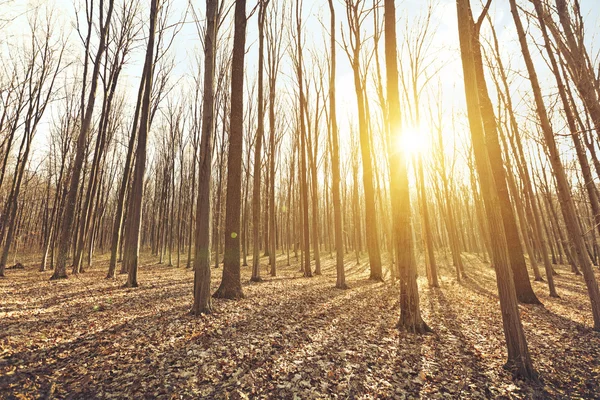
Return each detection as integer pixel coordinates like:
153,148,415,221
467,6,541,305
343,0,382,281
384,0,429,332
517,0,600,329
294,0,311,278
456,0,535,378
251,0,269,282
328,0,346,289
266,0,281,276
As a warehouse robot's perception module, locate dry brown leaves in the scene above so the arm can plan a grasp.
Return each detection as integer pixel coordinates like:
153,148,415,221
0,251,599,399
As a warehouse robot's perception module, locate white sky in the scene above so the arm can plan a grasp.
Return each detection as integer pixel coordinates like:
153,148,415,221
2,0,600,179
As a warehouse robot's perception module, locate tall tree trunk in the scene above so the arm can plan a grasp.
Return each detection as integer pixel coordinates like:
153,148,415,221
384,0,429,332
467,4,542,305
343,0,382,281
520,0,600,329
328,0,346,289
456,0,535,378
266,7,279,276
51,0,115,280
123,0,158,288
251,0,268,282
213,0,247,299
295,0,311,278
191,0,219,315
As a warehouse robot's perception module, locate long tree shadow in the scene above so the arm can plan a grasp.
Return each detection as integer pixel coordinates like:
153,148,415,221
459,275,499,301
0,273,388,399
522,301,600,397
171,278,401,397
426,288,503,397
552,278,592,297
0,276,195,342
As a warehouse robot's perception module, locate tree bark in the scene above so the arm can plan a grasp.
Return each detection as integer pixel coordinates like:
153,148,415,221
123,0,159,288
384,0,429,332
51,0,115,280
213,0,247,299
456,0,536,378
521,0,600,329
191,0,219,315
328,0,346,289
251,0,268,283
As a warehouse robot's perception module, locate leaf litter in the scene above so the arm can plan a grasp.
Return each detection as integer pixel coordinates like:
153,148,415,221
0,251,599,399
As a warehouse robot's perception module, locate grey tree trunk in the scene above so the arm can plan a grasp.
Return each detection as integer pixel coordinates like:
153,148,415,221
191,0,220,315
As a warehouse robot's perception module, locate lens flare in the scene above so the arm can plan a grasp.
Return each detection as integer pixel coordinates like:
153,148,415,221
396,127,427,155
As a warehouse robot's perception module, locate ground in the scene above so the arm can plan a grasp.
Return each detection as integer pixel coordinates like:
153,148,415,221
1,251,599,399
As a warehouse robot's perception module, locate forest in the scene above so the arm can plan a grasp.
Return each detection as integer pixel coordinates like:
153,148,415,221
1,0,600,398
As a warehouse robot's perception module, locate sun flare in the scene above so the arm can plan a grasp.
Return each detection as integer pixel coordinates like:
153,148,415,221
396,127,428,155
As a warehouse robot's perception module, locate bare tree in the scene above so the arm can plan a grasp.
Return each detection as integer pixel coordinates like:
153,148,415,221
383,0,429,333
191,0,223,314
0,10,64,276
456,0,535,378
516,0,600,329
327,0,346,289
51,0,115,280
213,0,247,299
341,0,383,281
123,0,160,287
250,0,269,282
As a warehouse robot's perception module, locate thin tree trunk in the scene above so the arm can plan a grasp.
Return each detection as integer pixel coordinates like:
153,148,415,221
51,0,115,280
251,0,269,282
328,0,346,289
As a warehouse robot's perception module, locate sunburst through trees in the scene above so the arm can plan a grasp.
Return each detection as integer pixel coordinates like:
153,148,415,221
1,0,600,396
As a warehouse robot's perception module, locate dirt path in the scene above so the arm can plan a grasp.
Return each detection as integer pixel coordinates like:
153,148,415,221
1,252,599,399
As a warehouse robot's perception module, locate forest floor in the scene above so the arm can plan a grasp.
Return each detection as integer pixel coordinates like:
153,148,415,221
1,251,599,399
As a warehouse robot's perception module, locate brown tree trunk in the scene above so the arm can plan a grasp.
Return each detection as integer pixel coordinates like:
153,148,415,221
456,0,535,378
294,0,311,278
123,0,158,288
251,0,269,283
213,0,247,299
51,0,115,280
328,0,346,289
468,6,541,305
519,0,600,329
107,68,145,278
384,0,429,332
343,0,382,281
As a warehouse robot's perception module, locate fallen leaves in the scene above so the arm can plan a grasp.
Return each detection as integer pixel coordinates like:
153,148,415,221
0,252,599,399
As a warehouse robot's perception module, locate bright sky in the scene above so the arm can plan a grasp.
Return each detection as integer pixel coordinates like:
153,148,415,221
2,0,600,174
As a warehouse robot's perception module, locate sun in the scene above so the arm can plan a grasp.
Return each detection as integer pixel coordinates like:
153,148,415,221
395,127,427,155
